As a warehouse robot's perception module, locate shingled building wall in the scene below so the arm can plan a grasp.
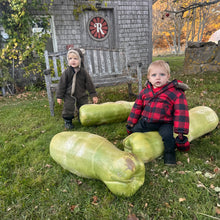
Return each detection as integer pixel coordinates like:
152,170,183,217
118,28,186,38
49,0,152,69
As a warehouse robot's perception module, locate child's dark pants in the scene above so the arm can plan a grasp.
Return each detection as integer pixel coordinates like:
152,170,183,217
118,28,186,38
62,94,88,120
131,118,176,164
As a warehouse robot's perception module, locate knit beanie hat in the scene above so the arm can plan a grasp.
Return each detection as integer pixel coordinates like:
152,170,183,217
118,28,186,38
67,48,85,68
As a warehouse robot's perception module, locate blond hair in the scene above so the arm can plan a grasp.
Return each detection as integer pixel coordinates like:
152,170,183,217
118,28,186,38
67,49,81,67
67,48,85,68
147,60,170,77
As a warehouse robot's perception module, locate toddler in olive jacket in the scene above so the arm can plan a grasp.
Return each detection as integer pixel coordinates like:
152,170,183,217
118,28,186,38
56,48,98,129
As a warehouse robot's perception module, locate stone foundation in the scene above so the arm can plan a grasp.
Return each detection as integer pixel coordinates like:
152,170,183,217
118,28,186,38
184,41,220,74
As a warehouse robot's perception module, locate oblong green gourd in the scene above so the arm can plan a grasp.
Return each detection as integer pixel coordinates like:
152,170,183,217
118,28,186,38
50,131,145,197
79,101,134,126
184,106,219,142
123,106,219,163
123,132,164,163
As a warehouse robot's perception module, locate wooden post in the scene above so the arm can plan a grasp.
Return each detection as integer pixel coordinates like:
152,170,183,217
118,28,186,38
1,87,6,96
137,63,142,93
44,50,55,116
0,69,5,96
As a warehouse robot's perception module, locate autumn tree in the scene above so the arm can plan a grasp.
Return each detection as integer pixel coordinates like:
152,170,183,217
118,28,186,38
153,0,186,54
153,0,220,54
0,0,52,89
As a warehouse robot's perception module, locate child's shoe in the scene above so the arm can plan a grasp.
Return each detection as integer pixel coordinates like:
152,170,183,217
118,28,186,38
64,119,74,130
164,152,176,166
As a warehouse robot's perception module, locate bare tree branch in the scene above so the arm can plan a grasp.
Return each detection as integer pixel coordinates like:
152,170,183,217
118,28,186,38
166,0,220,14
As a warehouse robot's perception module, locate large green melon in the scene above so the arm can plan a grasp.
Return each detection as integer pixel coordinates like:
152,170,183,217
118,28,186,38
184,106,219,142
79,101,134,126
124,131,164,163
123,106,219,163
50,131,145,197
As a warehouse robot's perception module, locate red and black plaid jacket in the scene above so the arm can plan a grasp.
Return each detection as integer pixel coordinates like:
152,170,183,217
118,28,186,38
127,80,189,134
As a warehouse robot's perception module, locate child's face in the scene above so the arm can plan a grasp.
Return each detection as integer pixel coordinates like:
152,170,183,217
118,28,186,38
68,53,80,68
148,66,170,88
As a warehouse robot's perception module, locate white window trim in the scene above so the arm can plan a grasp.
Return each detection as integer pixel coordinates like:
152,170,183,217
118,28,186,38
31,15,58,53
50,16,58,52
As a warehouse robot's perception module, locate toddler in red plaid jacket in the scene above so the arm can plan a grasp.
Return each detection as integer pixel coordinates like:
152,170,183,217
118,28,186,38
126,60,190,165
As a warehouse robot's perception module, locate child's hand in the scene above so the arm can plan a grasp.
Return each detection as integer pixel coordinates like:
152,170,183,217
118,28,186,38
126,124,133,135
57,98,62,105
175,134,190,152
92,97,98,104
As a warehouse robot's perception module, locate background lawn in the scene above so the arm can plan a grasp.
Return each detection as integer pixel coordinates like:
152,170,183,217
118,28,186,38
0,56,219,220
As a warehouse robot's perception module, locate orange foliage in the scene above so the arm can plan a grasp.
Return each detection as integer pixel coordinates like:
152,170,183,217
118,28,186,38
153,0,220,50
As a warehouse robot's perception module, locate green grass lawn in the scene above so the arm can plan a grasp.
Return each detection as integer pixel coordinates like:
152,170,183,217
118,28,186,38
0,56,219,219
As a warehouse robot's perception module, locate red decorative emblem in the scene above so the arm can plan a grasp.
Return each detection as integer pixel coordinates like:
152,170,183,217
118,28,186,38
88,16,109,41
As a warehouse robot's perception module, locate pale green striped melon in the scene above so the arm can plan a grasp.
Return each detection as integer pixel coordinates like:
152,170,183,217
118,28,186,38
50,131,145,197
79,101,134,126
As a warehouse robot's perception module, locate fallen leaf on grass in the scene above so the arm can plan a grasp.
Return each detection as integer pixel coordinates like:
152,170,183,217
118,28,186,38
178,171,185,174
70,204,79,212
177,161,183,165
161,170,169,177
214,187,220,193
179,198,186,202
197,181,216,196
215,207,220,215
214,167,220,174
210,184,215,189
197,182,205,188
76,180,83,185
127,213,139,220
92,195,98,205
205,156,215,164
185,170,192,173
45,164,52,168
164,202,171,208
196,171,202,175
204,172,215,179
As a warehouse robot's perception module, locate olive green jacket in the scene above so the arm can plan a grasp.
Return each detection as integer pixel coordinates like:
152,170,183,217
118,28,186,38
56,66,97,100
